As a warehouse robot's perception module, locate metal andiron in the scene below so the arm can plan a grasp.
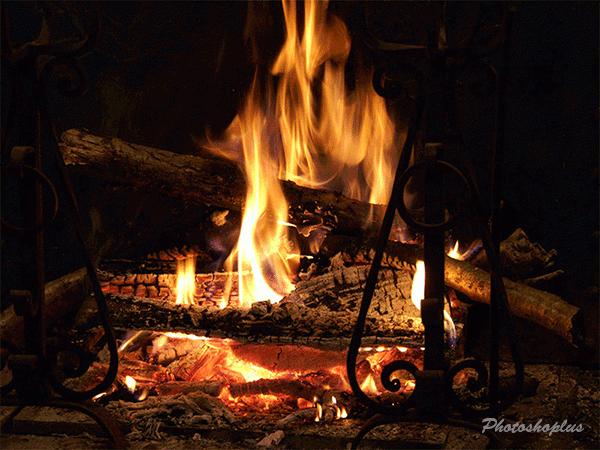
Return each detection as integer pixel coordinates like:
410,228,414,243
347,3,524,448
1,4,126,447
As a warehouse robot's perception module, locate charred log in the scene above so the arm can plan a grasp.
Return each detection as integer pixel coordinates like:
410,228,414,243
76,265,430,345
320,236,582,344
229,378,318,402
470,228,560,281
59,129,386,237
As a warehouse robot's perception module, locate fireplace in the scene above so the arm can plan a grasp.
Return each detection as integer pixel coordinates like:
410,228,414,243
1,1,598,449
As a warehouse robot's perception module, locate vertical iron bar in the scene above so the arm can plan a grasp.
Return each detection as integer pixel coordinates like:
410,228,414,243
489,4,516,411
34,95,47,399
423,145,445,371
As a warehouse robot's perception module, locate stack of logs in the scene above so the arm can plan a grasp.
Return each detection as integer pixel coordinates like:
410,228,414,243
0,130,583,355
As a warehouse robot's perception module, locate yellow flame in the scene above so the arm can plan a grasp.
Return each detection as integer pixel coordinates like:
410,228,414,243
163,332,209,340
214,0,400,309
411,261,426,310
118,330,144,352
410,260,457,343
315,402,323,422
272,0,397,207
447,241,467,260
340,406,348,419
176,255,196,305
222,74,299,309
359,373,378,395
124,375,136,393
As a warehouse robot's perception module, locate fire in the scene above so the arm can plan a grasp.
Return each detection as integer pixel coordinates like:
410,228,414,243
410,260,457,346
124,375,136,392
359,373,379,396
176,254,197,305
221,74,300,309
447,241,468,260
410,261,427,311
213,0,400,309
271,0,397,206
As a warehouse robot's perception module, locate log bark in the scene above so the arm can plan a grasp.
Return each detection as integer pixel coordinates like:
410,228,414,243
321,236,582,344
0,268,90,349
470,228,559,281
59,128,385,236
76,265,428,345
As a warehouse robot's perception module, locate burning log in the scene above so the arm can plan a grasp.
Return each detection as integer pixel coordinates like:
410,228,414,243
229,378,318,402
76,265,429,344
321,237,582,344
155,380,223,397
277,408,319,427
59,128,385,236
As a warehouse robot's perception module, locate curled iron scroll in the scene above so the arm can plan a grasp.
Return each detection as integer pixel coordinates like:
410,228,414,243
38,58,120,401
2,4,119,401
1,163,59,232
395,160,471,232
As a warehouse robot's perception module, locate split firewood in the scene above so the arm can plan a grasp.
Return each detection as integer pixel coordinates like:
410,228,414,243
151,339,201,366
165,342,240,383
319,236,582,344
1,268,91,350
470,228,559,281
59,128,386,237
118,355,173,385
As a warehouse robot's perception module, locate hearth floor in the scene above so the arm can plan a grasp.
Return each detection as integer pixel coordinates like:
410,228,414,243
1,364,598,450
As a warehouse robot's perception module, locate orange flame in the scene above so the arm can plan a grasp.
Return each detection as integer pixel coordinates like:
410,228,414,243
176,255,197,305
410,260,457,345
214,0,400,309
124,375,136,393
272,0,398,206
447,241,468,260
410,261,426,311
359,373,379,396
221,75,300,309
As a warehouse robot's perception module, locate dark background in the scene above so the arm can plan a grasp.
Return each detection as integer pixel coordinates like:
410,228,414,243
2,2,598,353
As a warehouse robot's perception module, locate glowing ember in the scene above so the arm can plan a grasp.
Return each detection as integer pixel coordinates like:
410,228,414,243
92,331,440,422
176,254,197,305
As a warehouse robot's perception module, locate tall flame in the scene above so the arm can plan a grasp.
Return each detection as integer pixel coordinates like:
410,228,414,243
222,76,299,309
272,0,397,206
217,0,400,309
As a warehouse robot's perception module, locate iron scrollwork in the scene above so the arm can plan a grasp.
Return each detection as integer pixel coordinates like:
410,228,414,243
1,3,124,446
347,2,523,448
